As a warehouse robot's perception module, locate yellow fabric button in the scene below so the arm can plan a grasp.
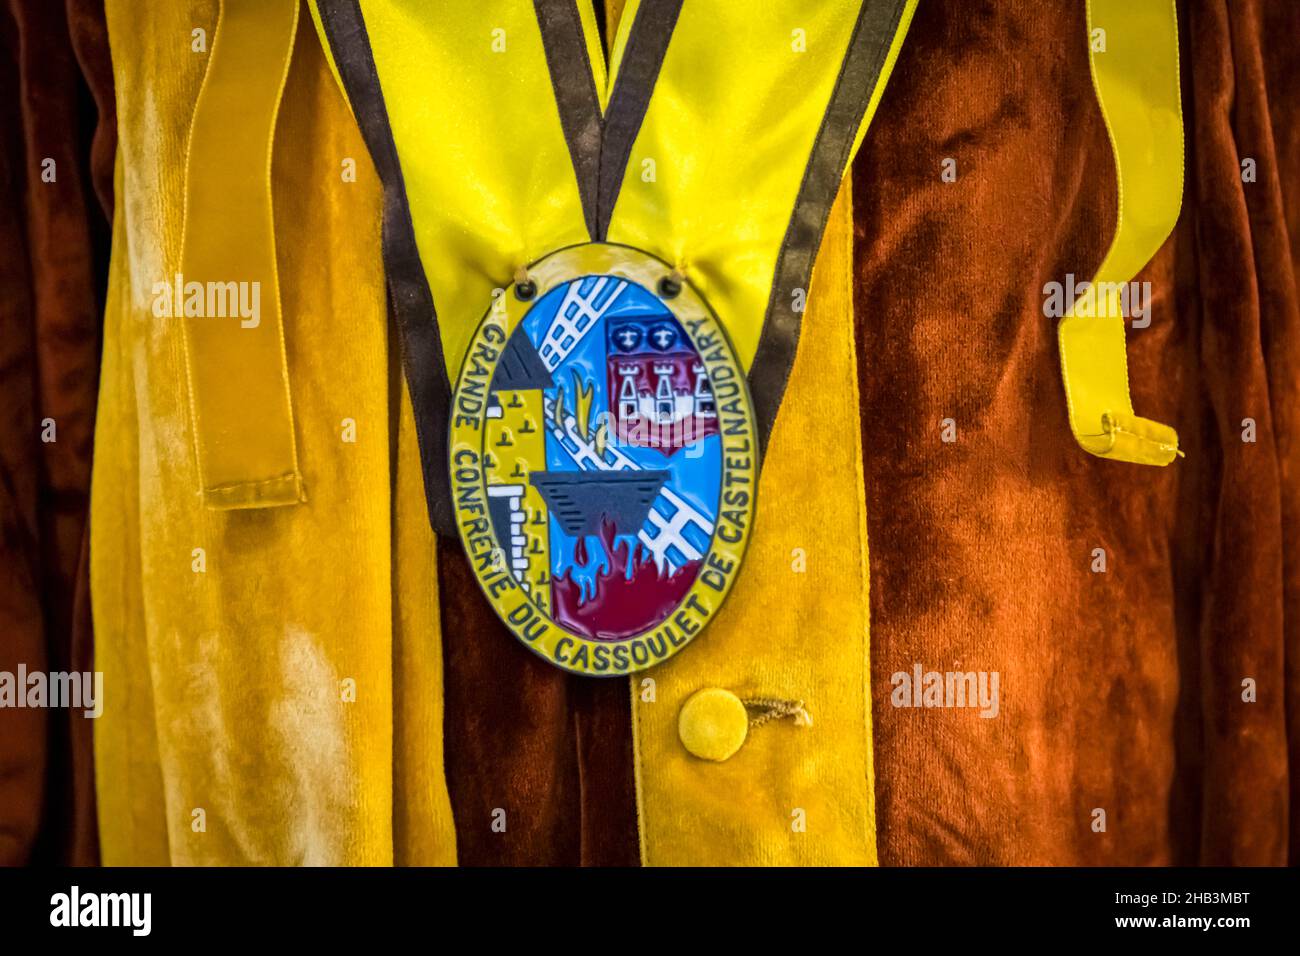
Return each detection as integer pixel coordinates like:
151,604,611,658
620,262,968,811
678,688,749,761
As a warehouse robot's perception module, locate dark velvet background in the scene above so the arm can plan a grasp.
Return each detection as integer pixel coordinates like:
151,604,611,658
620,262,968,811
1,0,1295,866
0,0,109,867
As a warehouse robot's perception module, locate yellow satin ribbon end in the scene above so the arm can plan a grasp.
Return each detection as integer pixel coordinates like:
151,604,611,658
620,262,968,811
1080,410,1180,466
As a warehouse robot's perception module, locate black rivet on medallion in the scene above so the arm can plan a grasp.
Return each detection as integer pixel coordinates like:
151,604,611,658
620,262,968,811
657,272,683,299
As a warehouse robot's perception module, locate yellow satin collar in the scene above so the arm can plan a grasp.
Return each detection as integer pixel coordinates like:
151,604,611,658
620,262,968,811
312,0,915,408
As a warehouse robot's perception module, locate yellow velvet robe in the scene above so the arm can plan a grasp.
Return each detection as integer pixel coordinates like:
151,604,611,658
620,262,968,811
92,0,455,866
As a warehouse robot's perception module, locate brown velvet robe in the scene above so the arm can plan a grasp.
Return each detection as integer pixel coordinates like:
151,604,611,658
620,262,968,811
2,0,1297,866
856,0,1297,866
0,0,110,866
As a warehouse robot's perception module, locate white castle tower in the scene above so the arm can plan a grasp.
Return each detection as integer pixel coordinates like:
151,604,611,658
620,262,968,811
692,362,716,419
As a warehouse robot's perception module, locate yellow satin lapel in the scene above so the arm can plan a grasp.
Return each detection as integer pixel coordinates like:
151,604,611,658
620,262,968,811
340,0,594,378
180,0,305,507
319,2,912,378
1057,0,1184,465
620,4,908,865
632,178,877,865
607,2,915,367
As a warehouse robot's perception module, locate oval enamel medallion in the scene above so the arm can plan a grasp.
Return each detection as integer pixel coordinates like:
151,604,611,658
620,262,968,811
449,244,758,675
